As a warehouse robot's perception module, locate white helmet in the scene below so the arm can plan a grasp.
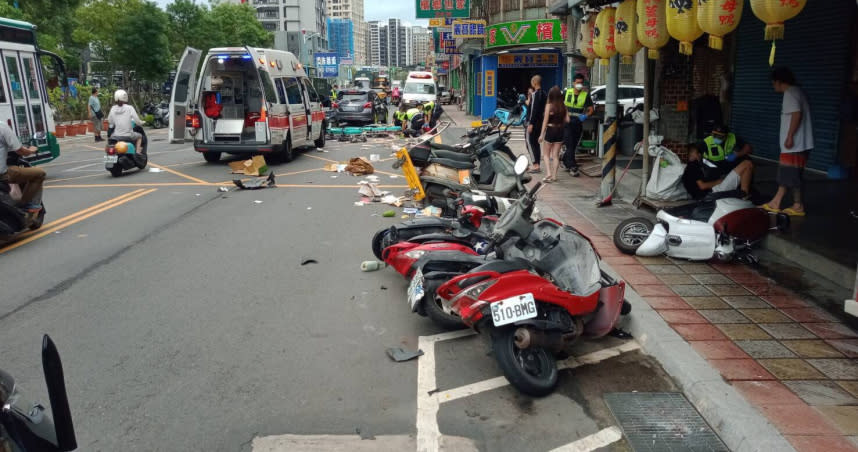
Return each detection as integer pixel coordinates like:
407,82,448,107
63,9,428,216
114,89,128,103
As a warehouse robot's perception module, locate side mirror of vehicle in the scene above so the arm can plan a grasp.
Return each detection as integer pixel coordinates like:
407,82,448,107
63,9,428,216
514,155,529,176
42,334,77,451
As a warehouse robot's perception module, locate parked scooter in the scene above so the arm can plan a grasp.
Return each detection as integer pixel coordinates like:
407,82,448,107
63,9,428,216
433,183,630,396
613,195,789,264
141,101,169,129
0,335,77,451
104,125,148,177
491,94,528,128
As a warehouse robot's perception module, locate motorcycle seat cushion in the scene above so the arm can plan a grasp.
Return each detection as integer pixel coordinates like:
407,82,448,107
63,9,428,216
431,149,472,161
428,157,474,170
470,258,532,275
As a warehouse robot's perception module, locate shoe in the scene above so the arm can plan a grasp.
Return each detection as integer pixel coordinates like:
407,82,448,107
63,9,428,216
782,207,806,217
759,203,780,213
570,168,580,177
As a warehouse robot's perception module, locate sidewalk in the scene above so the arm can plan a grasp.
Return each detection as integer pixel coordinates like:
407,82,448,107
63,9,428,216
445,108,858,452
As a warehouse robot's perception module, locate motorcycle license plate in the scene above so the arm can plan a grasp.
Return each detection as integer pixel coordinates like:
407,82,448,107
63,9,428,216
407,268,425,310
104,155,118,164
491,293,537,327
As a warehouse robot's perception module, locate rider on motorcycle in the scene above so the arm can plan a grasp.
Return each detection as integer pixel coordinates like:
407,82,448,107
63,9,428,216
107,89,143,153
0,122,44,221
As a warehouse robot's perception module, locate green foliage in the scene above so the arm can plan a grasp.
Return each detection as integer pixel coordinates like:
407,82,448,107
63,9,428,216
113,1,171,82
142,113,155,126
197,3,274,51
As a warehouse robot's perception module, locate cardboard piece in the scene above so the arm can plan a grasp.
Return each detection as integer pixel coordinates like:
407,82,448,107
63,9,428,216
358,183,383,198
229,155,269,176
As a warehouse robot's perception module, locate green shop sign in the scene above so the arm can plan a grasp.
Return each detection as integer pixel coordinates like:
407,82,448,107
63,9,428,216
485,19,567,49
416,0,469,19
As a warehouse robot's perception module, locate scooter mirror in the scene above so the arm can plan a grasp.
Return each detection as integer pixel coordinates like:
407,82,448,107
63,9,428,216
42,335,77,451
514,155,529,176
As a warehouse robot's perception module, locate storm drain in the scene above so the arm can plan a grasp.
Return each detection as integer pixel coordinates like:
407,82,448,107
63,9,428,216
604,392,728,452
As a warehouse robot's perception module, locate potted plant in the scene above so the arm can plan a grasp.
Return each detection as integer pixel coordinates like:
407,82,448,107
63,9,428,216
49,87,68,137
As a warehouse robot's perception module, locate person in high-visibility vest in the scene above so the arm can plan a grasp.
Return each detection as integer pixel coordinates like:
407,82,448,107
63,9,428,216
393,104,408,127
402,107,424,136
561,74,594,177
698,124,753,173
331,84,339,101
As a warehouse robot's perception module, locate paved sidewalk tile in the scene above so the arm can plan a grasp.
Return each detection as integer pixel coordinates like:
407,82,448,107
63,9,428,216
708,358,775,380
690,341,750,359
602,256,640,266
826,339,858,358
680,263,719,274
706,285,752,296
816,406,858,435
731,380,805,406
780,308,840,323
804,323,858,339
710,263,748,274
690,274,734,285
635,256,672,265
717,324,773,340
736,340,797,358
786,434,858,452
672,323,728,341
722,296,772,309
806,359,858,380
645,264,685,275
761,295,810,309
758,404,841,435
656,274,698,285
839,381,858,397
658,309,709,324
683,296,730,309
758,359,826,380
740,308,793,323
727,272,773,285
784,380,858,406
632,284,676,297
744,284,792,296
759,323,819,340
623,273,663,285
699,309,751,324
645,296,692,310
670,285,714,297
783,340,846,358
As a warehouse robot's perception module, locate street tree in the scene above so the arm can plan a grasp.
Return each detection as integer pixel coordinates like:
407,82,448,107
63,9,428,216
112,1,172,84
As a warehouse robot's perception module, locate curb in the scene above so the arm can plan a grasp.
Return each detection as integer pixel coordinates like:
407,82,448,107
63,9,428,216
537,200,796,452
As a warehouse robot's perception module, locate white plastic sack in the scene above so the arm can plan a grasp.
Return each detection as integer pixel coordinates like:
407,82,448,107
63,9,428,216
631,107,660,124
645,147,690,201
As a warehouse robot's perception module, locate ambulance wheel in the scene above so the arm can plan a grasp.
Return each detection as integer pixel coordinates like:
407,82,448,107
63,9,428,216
203,152,221,163
314,121,327,148
613,217,653,255
281,135,294,162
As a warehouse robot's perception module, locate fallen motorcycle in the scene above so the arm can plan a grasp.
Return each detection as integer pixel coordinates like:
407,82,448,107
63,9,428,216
613,195,789,264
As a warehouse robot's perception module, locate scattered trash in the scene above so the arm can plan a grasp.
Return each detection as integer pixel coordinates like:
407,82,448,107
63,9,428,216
300,258,318,266
354,201,366,206
218,186,230,192
148,167,163,173
324,162,349,172
382,210,395,217
380,195,405,207
401,215,410,219
365,175,380,182
331,175,338,179
77,234,88,238
416,206,442,217
358,183,383,198
389,174,399,179
195,194,201,197
345,157,374,175
254,200,263,204
380,286,387,290
228,155,269,176
369,154,380,162
307,206,312,210
386,347,423,362
233,172,276,190
355,427,375,441
361,260,386,272
403,207,419,214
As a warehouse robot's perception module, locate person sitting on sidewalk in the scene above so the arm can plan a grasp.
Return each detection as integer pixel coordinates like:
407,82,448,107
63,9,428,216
682,146,754,200
697,123,753,175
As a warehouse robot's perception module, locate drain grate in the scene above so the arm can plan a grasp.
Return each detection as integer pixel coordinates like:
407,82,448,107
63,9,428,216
604,392,728,452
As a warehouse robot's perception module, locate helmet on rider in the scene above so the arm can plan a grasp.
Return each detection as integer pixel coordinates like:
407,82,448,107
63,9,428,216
114,89,128,103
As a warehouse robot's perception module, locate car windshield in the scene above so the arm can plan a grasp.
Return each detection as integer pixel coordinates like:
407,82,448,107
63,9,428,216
405,83,435,95
340,93,368,102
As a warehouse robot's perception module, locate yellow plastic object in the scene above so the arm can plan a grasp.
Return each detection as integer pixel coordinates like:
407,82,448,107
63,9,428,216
750,0,806,40
698,0,743,50
666,0,703,56
470,120,483,128
115,141,128,154
615,1,642,64
636,0,670,60
395,147,426,201
580,15,598,67
593,7,617,66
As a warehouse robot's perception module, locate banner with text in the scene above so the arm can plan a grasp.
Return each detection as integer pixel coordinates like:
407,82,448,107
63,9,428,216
497,53,559,68
452,19,486,38
428,17,456,27
485,19,567,49
314,52,339,77
416,0,469,19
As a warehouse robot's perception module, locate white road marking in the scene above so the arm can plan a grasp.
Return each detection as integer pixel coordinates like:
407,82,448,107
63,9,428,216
548,426,623,452
62,162,102,172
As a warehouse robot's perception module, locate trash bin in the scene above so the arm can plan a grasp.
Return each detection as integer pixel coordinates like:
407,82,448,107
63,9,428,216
618,120,643,156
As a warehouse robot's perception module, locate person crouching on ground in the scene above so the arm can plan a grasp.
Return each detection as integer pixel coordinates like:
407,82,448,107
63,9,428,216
697,123,754,195
682,146,754,201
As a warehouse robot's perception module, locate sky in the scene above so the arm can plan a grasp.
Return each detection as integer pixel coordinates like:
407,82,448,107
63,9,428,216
153,0,428,27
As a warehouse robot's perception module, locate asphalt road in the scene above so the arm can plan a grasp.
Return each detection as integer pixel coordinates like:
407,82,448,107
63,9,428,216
0,125,678,452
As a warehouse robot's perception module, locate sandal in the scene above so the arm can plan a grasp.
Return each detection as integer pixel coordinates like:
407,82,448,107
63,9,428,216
542,177,554,184
759,203,780,213
782,207,806,217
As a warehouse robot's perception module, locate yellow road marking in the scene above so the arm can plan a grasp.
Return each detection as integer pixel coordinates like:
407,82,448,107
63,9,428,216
16,190,147,240
0,189,156,255
148,162,211,185
46,172,107,184
45,183,208,188
303,154,338,164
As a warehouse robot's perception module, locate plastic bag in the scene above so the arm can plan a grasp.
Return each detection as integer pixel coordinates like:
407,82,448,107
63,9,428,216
645,147,690,201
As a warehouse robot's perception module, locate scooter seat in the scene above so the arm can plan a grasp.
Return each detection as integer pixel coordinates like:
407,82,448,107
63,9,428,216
431,149,472,161
470,258,532,275
428,157,475,170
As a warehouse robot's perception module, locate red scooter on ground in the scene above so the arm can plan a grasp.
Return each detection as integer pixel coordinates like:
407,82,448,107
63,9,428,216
436,183,630,396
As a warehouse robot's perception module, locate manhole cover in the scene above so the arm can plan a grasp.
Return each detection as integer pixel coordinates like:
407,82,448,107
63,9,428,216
604,392,728,452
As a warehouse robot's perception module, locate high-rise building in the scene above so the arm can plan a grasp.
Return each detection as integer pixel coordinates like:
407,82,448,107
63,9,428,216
367,21,381,66
233,0,327,64
366,19,416,68
411,26,431,68
325,0,366,64
326,18,353,62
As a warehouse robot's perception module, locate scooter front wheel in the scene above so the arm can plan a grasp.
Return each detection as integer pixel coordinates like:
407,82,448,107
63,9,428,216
492,328,557,397
613,217,654,255
371,228,392,260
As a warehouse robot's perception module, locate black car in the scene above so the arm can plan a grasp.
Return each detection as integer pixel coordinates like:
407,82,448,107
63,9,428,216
334,90,375,125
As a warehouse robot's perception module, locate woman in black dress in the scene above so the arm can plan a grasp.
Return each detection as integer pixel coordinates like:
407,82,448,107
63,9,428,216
538,86,570,182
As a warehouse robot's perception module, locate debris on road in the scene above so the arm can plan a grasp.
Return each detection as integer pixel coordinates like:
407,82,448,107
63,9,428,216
416,206,442,217
361,260,386,272
345,157,374,175
300,258,318,266
324,162,348,172
380,195,405,207
228,155,269,176
403,208,419,214
355,427,375,440
358,183,383,198
382,210,395,217
369,154,380,162
218,186,230,192
254,200,263,204
386,347,424,362
233,172,276,190
148,167,163,173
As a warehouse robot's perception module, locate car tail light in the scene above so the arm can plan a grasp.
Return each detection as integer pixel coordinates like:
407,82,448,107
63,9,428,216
363,102,372,109
332,102,339,109
186,111,201,129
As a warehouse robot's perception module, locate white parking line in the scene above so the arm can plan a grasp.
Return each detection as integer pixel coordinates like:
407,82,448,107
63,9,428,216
548,427,623,452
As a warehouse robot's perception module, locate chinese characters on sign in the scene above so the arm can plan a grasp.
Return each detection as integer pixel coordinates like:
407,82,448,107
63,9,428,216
497,53,559,68
428,17,456,27
452,20,486,38
484,70,494,97
313,52,338,78
644,0,660,39
416,0,469,19
484,19,564,49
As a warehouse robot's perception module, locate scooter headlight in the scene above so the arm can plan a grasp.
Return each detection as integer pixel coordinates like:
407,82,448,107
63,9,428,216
404,250,426,259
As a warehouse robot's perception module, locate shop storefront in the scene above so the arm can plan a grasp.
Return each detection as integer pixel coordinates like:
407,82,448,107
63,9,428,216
469,19,567,120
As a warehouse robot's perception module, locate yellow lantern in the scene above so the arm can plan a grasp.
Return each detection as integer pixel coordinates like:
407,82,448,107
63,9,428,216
580,15,598,67
666,0,703,56
615,0,642,64
750,0,807,40
636,0,669,60
593,7,617,66
698,0,743,50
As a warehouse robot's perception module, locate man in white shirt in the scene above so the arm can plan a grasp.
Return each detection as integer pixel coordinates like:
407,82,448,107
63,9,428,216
107,89,143,153
761,67,813,217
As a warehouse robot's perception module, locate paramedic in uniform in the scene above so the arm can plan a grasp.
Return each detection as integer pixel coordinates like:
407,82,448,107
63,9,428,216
561,74,594,177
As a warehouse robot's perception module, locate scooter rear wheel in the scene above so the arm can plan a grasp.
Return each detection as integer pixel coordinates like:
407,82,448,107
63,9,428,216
613,217,654,255
492,328,558,396
109,166,123,178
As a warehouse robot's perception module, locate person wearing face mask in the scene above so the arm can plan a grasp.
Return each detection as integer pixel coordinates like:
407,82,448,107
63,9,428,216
698,123,753,175
561,74,594,177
